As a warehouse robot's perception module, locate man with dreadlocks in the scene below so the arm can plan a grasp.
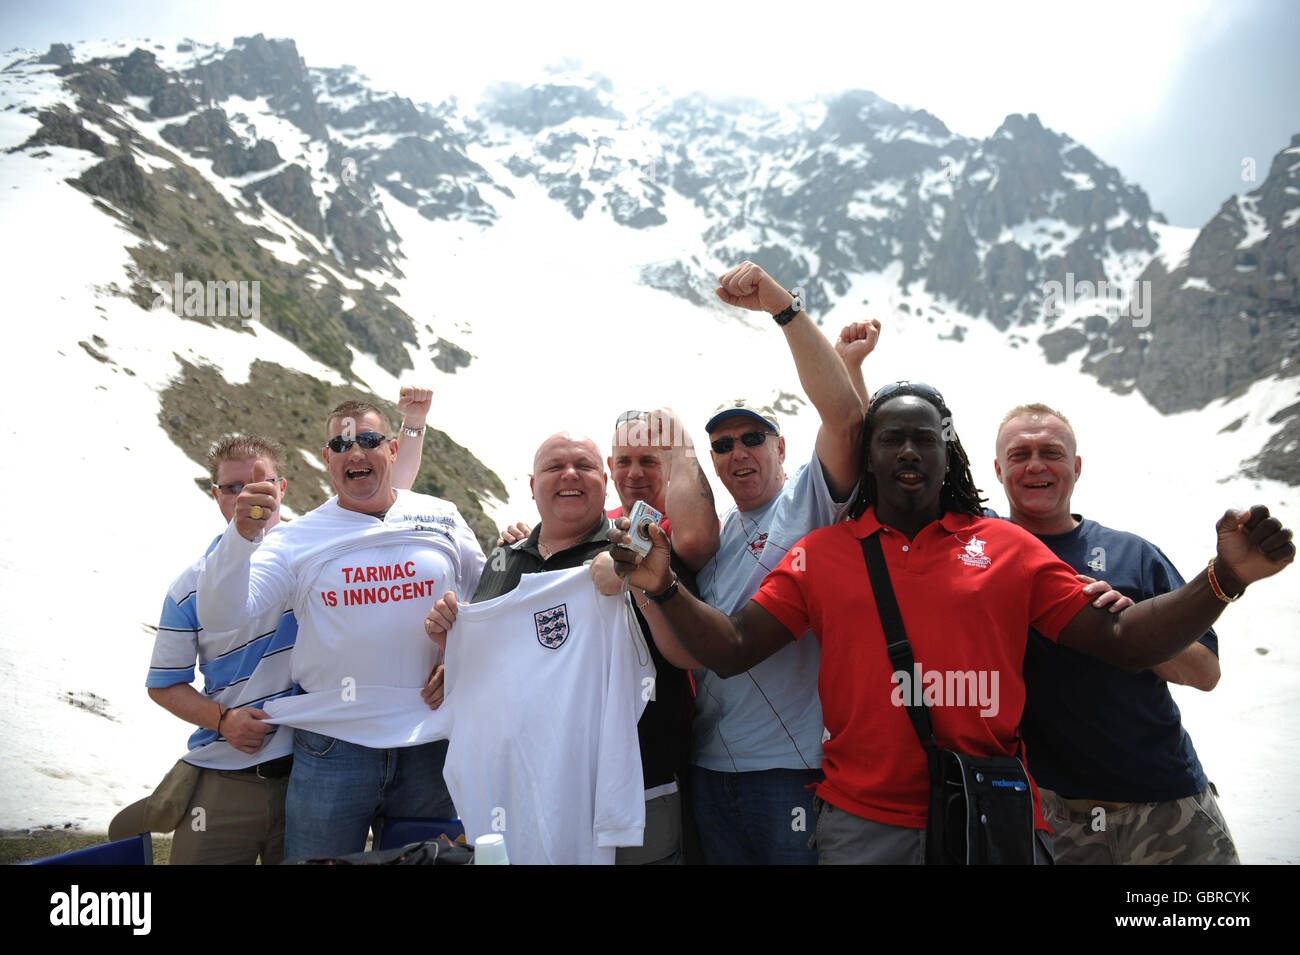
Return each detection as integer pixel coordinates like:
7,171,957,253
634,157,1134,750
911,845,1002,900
610,382,1295,864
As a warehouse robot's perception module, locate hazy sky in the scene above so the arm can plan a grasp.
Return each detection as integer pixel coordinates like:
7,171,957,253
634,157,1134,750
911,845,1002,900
4,0,1297,226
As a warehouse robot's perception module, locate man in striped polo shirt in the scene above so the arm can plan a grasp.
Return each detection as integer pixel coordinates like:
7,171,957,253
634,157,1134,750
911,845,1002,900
119,435,298,864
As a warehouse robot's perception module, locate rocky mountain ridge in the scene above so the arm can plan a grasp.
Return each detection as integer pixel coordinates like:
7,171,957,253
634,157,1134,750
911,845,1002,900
5,33,1298,484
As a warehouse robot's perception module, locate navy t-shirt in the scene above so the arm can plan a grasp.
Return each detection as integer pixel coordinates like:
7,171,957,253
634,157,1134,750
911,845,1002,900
1018,516,1213,801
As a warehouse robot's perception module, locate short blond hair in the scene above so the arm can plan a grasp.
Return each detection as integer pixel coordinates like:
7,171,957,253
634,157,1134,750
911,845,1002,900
996,403,1077,451
207,434,287,484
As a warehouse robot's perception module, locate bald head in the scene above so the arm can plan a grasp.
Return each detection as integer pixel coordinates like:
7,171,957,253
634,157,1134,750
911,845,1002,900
530,432,608,537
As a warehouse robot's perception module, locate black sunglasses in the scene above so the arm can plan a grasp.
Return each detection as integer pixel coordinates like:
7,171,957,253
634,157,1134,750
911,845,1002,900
869,380,946,406
710,430,776,454
327,431,390,453
212,478,279,495
614,409,645,427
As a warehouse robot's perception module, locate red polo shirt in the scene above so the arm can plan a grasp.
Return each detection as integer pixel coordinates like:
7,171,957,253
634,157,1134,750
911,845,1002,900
752,507,1093,830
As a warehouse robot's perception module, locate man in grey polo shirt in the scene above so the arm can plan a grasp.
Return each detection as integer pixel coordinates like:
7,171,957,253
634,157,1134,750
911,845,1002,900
689,261,878,864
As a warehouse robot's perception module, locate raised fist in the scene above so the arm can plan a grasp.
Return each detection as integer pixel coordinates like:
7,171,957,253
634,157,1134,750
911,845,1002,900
1214,505,1295,592
398,386,433,429
835,320,882,368
716,261,794,315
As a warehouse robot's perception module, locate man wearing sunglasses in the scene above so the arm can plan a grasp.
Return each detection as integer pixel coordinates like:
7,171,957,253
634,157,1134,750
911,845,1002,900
197,398,485,859
685,261,878,865
116,435,297,864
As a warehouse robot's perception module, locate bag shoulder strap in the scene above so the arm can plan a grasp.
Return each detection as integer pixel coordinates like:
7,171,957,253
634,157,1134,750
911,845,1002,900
860,534,938,753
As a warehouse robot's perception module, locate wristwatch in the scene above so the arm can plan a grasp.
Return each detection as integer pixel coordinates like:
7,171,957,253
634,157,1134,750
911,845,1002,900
647,575,680,604
772,287,805,327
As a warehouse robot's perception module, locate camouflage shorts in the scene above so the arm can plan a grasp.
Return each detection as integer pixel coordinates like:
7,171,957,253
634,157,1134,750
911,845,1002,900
1039,786,1240,865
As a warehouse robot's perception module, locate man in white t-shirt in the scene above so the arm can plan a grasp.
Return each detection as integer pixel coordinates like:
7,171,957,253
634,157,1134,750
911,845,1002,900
197,400,485,859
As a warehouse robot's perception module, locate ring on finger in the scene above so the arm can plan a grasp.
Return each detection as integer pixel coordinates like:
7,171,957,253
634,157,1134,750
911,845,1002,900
250,505,265,520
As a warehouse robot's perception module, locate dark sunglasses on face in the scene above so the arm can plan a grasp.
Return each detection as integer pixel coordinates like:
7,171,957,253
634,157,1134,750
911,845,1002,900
869,380,946,407
327,431,390,453
710,430,777,454
212,478,279,495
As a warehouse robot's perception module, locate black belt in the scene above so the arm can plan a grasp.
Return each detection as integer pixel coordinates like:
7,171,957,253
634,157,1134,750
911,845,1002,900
228,755,293,779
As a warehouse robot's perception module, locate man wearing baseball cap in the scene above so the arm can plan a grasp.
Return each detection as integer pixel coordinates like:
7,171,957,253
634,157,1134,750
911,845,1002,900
686,261,879,864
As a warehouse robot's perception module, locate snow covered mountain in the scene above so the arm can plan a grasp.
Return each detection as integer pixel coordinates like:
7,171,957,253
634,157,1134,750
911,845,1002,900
1,34,1297,860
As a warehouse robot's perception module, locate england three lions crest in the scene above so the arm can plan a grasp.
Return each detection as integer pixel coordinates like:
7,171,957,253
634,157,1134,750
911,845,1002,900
535,604,570,649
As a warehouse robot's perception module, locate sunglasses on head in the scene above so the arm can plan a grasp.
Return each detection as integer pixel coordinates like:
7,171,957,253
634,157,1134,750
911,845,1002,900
869,380,946,406
614,409,645,427
710,430,776,454
212,478,279,495
327,431,390,453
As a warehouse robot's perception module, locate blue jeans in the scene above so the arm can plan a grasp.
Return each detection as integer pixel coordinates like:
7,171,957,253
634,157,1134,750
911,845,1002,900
691,766,821,865
284,730,455,860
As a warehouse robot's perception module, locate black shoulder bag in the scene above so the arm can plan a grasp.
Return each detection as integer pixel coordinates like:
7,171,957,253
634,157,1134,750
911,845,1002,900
860,535,1038,865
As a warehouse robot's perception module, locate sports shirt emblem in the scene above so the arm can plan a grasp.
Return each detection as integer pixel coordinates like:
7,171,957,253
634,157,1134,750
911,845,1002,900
955,533,992,568
534,604,570,649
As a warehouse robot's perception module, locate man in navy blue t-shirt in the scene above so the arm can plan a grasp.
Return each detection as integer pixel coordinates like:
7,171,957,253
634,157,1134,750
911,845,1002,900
995,403,1238,864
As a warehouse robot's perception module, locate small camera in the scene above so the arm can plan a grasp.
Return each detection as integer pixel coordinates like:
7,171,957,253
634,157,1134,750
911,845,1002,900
625,500,663,558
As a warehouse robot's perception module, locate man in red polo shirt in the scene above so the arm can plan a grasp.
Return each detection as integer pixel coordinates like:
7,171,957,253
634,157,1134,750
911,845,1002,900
612,382,1295,864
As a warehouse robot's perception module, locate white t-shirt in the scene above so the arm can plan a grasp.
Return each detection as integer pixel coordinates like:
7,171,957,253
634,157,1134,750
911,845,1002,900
269,566,656,864
198,490,485,741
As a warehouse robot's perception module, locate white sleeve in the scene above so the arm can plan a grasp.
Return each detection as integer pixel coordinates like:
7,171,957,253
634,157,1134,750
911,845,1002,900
593,593,653,848
196,521,295,630
454,511,487,600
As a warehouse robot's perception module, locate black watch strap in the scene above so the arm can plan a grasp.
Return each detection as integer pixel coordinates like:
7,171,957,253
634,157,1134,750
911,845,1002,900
772,287,805,326
647,575,680,604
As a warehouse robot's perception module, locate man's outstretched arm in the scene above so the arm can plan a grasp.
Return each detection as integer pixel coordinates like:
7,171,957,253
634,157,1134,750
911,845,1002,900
612,522,794,677
392,385,432,491
834,320,881,412
1060,506,1293,669
196,461,294,629
716,262,865,500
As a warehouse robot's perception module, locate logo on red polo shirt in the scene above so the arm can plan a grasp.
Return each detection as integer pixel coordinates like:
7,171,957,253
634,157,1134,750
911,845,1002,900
955,533,991,568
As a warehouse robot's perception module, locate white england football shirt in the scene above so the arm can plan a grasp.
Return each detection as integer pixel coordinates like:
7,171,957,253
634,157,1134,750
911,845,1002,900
268,566,656,864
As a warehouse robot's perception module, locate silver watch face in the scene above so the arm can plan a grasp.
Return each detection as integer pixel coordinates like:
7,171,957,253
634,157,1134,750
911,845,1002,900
789,287,805,313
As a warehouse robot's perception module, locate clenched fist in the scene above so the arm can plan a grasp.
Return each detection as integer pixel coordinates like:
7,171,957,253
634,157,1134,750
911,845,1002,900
1213,505,1295,593
234,460,280,542
835,320,882,368
398,385,433,430
716,262,795,316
